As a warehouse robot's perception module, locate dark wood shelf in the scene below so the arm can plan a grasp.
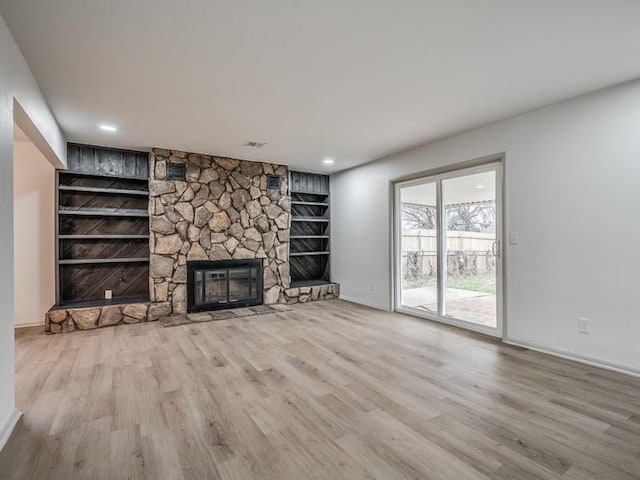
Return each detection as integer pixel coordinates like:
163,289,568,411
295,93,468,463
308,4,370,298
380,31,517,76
59,170,148,182
291,217,329,223
291,235,329,239
59,258,149,265
290,251,330,257
59,234,150,240
291,200,329,207
59,185,148,196
290,279,332,288
59,207,149,217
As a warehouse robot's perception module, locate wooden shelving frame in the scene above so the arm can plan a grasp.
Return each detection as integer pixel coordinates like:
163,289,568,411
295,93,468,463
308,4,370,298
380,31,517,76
58,185,149,196
56,143,150,307
58,258,150,265
289,251,330,257
291,217,330,223
291,200,329,207
59,235,150,240
289,171,331,286
59,207,149,217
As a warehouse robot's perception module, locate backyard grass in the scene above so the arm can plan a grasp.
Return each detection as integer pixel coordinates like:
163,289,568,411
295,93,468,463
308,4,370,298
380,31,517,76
447,273,496,294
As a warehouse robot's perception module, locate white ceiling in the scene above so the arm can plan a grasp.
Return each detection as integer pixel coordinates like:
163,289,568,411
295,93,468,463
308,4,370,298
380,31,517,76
2,1,640,173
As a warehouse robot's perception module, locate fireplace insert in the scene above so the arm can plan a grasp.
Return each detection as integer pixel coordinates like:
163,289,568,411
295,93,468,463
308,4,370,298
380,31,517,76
187,259,263,313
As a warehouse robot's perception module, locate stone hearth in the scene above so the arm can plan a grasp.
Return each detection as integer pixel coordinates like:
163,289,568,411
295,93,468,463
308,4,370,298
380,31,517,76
284,283,340,304
46,302,155,333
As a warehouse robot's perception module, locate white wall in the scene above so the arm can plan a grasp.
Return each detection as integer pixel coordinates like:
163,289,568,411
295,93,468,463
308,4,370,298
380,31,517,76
331,79,640,374
13,139,56,327
0,14,65,448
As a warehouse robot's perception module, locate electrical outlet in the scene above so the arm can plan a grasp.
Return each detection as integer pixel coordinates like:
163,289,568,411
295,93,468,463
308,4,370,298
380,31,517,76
370,282,376,292
578,318,590,334
104,290,113,300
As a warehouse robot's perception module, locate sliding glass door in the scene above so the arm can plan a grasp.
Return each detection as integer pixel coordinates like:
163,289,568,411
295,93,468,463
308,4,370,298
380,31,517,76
394,162,502,336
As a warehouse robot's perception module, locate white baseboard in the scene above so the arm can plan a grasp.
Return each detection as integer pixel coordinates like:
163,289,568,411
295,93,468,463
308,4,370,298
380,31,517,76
339,295,391,312
505,337,640,379
0,408,22,452
15,322,44,329
329,296,640,379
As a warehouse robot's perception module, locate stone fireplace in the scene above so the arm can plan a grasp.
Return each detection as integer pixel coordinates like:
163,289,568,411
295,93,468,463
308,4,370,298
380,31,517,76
149,148,291,316
45,146,339,333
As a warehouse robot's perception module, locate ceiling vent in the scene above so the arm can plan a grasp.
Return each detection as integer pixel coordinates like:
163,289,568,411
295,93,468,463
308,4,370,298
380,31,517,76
243,141,267,148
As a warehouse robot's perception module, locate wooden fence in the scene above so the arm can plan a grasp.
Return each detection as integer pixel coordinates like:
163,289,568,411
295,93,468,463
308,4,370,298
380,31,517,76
401,229,496,278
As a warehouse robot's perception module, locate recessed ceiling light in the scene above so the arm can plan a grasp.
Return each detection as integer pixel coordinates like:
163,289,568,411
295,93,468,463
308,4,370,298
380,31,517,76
99,124,117,132
476,185,485,189
323,158,334,165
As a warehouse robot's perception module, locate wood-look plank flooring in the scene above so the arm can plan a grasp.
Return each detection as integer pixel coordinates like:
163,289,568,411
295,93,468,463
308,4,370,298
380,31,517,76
1,299,640,479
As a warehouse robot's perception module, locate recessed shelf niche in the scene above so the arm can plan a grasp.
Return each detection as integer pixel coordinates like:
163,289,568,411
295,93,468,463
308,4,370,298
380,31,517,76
289,171,331,286
56,144,150,306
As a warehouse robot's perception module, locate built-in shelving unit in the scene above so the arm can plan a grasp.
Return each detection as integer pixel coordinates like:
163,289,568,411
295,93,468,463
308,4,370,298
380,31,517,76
289,171,331,286
56,143,150,306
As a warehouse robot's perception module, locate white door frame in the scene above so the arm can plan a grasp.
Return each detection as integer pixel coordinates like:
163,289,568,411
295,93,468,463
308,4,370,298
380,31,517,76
393,160,504,338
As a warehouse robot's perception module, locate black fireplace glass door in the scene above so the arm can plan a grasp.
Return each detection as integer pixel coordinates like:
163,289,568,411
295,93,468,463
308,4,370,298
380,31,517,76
229,267,261,302
193,270,206,306
187,260,263,313
229,269,248,302
251,267,258,300
206,270,227,304
194,269,228,306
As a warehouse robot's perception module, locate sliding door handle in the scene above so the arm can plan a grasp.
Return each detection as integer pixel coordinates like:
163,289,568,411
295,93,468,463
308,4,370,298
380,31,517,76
492,241,500,257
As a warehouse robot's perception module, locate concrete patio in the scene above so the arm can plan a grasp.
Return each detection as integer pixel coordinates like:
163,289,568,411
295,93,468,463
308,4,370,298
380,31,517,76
402,286,497,327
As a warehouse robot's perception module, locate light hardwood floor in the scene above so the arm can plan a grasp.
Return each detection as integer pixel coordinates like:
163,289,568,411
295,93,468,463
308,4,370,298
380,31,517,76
1,299,639,479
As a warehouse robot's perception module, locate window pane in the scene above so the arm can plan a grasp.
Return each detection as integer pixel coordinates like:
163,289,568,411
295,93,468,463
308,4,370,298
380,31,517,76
400,181,438,313
442,171,497,327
